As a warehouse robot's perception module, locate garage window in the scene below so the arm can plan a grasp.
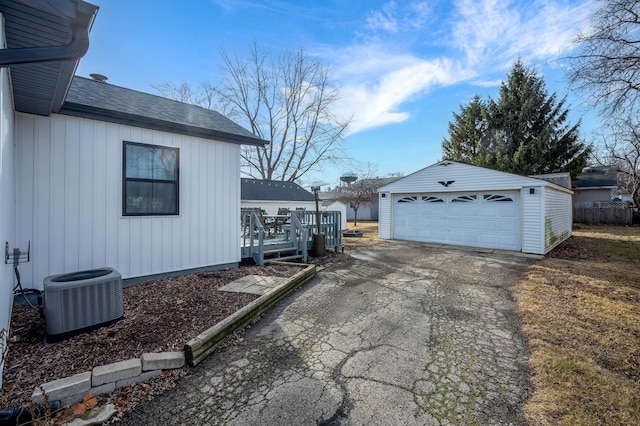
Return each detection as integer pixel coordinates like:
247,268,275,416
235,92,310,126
398,196,418,203
422,196,444,203
484,194,514,202
451,194,477,203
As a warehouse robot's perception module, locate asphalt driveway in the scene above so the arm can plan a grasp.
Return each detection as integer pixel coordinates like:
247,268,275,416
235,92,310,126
121,241,534,425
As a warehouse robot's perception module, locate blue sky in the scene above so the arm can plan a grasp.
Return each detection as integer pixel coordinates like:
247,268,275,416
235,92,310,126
76,0,600,188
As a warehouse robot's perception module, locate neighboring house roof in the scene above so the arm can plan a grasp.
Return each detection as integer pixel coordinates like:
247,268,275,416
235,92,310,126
0,0,99,116
241,179,315,202
59,77,267,146
573,166,618,190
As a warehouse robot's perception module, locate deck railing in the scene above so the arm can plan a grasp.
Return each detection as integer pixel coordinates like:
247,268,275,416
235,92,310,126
241,209,342,264
291,210,342,250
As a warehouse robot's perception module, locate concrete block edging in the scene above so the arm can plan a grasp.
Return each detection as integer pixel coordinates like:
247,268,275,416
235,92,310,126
31,352,185,406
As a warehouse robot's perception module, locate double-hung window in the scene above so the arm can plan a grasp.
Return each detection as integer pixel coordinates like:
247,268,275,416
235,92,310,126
123,141,179,216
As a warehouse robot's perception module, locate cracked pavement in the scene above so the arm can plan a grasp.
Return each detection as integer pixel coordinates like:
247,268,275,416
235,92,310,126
120,242,534,425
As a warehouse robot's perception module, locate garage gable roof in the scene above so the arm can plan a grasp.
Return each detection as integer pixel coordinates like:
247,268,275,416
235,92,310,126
378,161,573,194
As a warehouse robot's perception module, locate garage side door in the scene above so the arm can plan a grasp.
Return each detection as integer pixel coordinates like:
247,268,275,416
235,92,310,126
392,192,520,251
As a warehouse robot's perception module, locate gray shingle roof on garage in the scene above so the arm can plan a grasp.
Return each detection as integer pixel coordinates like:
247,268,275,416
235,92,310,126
241,179,315,202
59,76,267,146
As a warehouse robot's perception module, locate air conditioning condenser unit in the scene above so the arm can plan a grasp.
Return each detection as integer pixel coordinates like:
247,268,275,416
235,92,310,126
44,267,123,343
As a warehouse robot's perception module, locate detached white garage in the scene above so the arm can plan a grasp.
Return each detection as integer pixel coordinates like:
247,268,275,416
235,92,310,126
378,161,573,255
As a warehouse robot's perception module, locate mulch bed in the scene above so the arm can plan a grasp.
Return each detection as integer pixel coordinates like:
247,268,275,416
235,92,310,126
1,263,301,411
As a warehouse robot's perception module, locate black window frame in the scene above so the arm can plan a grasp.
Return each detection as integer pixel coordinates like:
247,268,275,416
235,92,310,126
122,141,180,216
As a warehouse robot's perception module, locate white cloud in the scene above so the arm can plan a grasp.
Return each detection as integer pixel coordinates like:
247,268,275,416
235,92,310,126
363,1,433,35
470,79,504,88
323,0,594,136
449,0,594,67
329,47,470,134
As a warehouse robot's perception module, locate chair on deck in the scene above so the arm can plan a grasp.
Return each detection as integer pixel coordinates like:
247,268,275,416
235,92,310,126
274,208,290,233
253,208,277,236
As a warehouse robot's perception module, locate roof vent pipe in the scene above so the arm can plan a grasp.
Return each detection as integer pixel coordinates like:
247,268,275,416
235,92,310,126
0,25,90,67
89,73,108,82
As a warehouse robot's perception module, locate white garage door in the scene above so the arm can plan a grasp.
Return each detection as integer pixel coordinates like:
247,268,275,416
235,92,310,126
392,192,520,251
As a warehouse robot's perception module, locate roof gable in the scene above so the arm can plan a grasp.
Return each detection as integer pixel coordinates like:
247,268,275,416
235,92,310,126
59,77,267,145
241,179,315,202
379,161,572,194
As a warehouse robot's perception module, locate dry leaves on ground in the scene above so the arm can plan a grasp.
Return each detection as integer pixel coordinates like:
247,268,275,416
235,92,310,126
1,263,298,410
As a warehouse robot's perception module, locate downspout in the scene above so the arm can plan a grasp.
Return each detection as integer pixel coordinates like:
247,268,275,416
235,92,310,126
0,25,89,67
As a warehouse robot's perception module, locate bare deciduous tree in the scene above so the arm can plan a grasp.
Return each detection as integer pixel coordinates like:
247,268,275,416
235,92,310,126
152,81,216,109
568,0,640,116
155,44,350,182
334,177,382,227
595,118,640,207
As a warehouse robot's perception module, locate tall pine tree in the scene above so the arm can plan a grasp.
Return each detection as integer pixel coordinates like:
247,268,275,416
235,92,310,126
442,60,591,177
442,96,491,165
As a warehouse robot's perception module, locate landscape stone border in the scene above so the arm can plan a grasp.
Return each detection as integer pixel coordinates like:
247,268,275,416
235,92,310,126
29,262,316,408
31,352,184,407
184,263,316,366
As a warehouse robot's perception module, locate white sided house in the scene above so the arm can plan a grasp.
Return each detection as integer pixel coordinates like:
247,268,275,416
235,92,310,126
0,0,266,385
378,161,573,255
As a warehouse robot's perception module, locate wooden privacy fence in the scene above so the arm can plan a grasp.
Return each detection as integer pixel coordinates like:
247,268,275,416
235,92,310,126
573,201,633,225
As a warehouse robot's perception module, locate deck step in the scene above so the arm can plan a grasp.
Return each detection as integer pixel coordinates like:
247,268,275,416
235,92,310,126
263,247,297,256
264,254,304,264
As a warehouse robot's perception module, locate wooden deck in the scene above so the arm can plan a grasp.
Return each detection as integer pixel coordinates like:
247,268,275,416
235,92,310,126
241,209,342,265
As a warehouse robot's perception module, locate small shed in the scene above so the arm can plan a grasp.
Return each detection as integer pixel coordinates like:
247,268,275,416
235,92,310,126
378,161,573,255
241,179,316,214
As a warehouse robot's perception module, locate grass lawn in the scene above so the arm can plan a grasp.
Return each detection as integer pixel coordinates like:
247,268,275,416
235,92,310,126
513,225,640,425
341,220,387,249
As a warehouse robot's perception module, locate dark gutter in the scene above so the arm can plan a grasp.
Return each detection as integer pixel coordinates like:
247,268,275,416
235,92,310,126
0,25,90,67
59,103,269,147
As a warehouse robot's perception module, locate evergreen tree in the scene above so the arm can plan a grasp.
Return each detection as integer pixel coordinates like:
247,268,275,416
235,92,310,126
442,96,491,165
443,60,591,177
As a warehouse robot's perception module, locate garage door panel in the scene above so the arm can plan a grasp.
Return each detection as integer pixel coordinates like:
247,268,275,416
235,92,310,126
447,230,463,243
498,206,518,218
463,232,481,245
461,219,481,230
498,234,518,247
479,219,498,231
498,220,518,232
393,192,520,251
420,229,447,242
479,234,498,245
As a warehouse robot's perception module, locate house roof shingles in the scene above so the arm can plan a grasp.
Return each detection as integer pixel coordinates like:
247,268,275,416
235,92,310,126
573,166,618,189
59,76,267,146
241,179,315,202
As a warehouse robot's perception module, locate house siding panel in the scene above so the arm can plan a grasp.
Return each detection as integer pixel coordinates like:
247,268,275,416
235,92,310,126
521,187,543,254
15,113,242,290
544,187,572,253
378,192,391,239
0,17,16,388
